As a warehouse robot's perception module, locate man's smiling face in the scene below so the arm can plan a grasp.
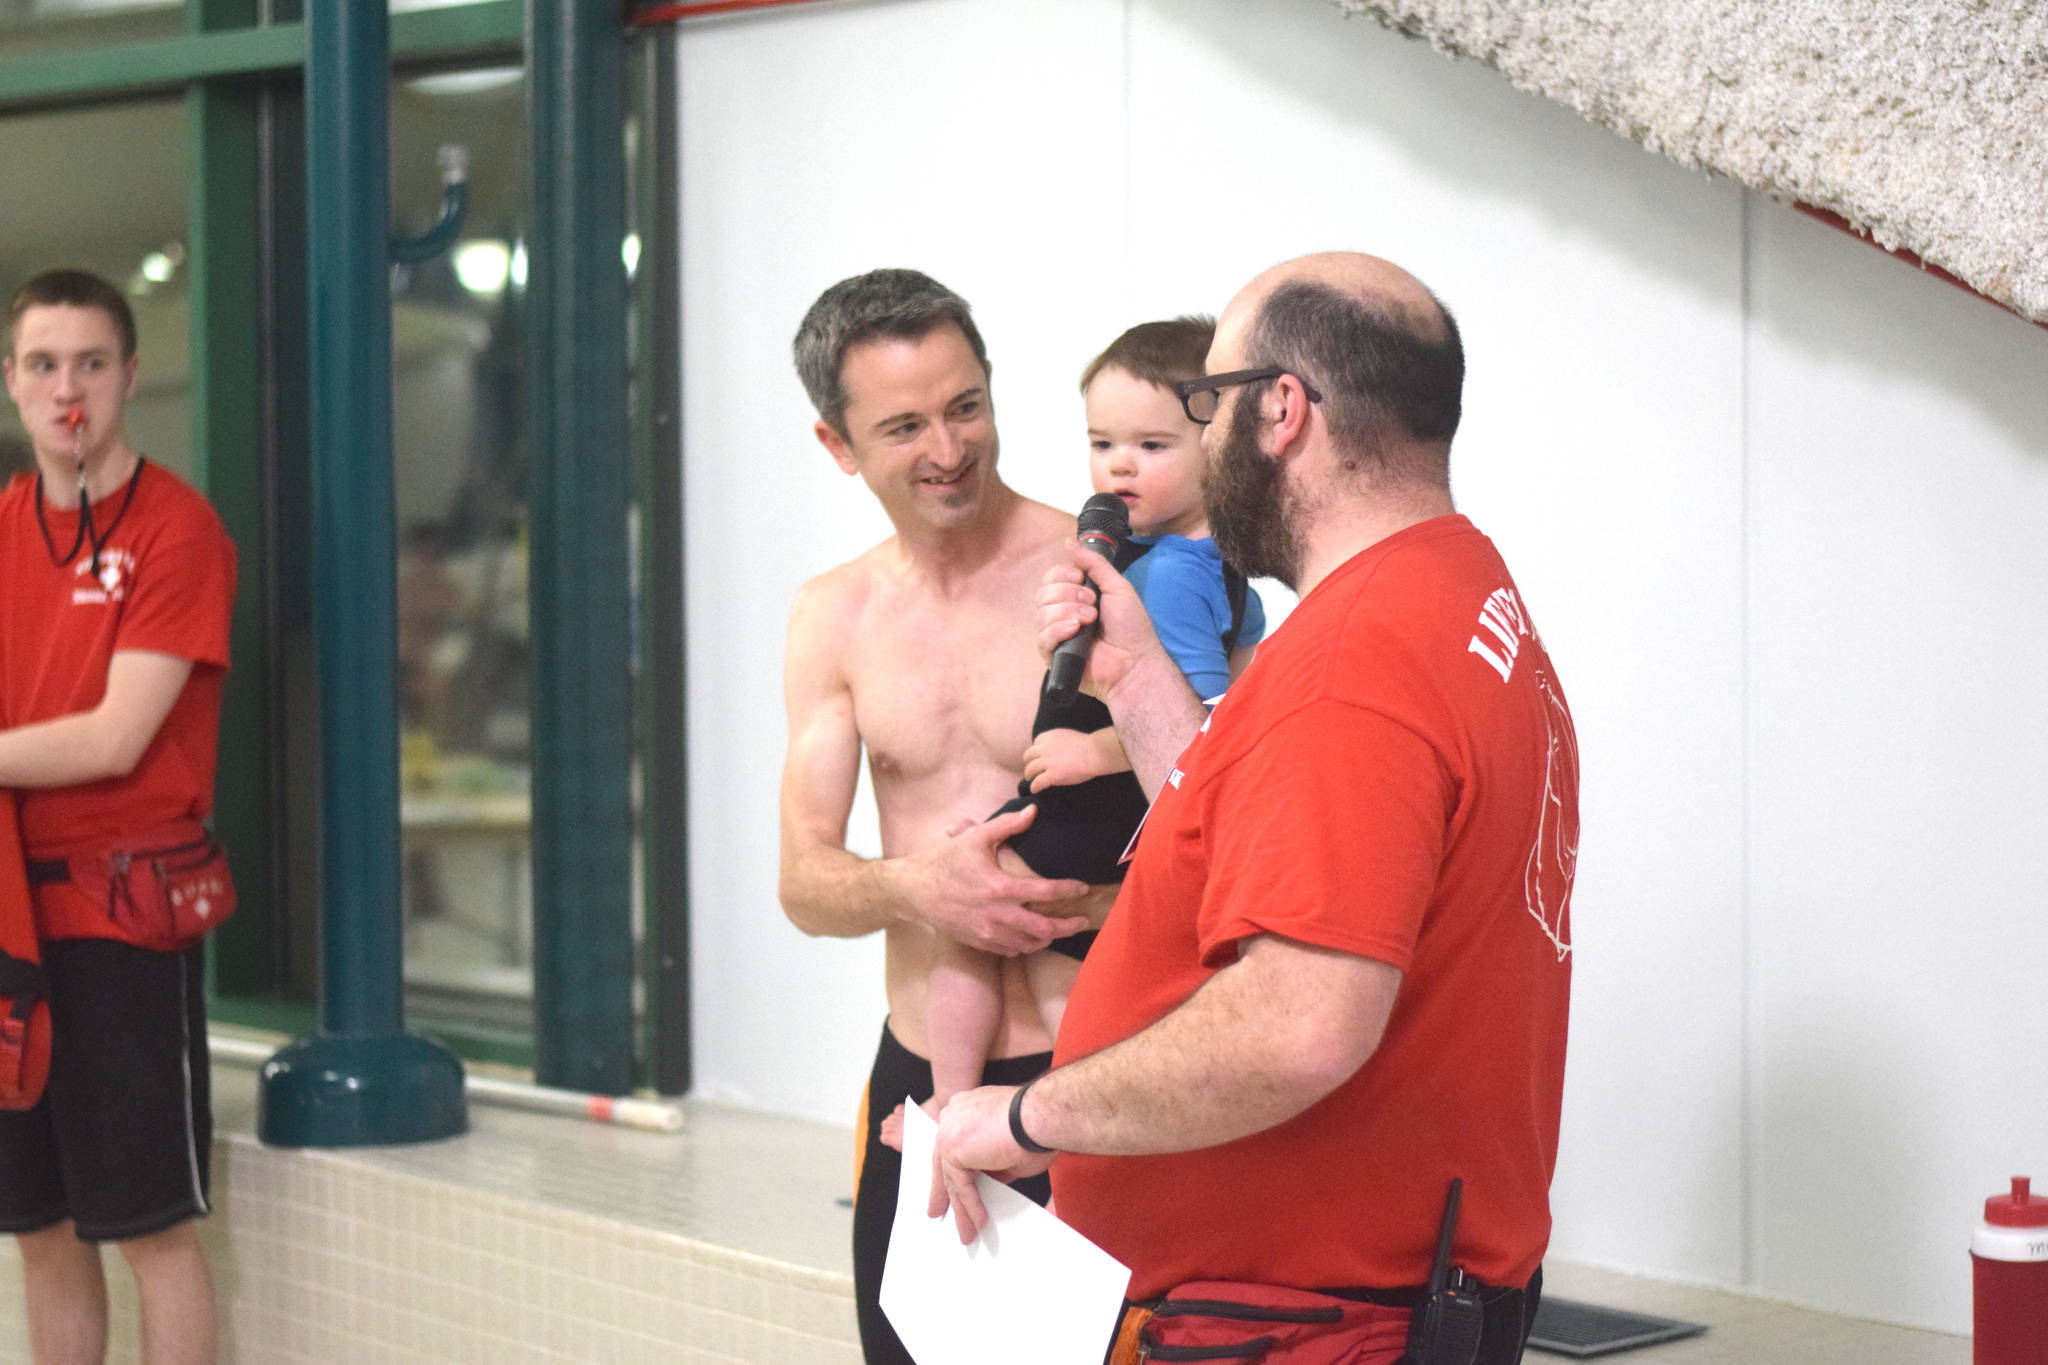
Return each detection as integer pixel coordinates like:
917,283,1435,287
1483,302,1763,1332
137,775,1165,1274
823,322,1000,535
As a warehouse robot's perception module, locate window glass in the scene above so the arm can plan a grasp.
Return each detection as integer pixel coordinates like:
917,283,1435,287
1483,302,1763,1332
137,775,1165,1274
0,0,175,11
0,1,180,54
388,64,533,1043
0,1,503,52
274,2,505,17
0,95,187,484
270,1,506,21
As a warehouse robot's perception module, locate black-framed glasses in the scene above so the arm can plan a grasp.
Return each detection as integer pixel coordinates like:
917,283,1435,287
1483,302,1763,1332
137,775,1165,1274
1174,368,1324,424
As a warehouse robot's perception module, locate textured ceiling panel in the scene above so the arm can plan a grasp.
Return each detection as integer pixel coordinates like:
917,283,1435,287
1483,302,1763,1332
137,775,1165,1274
1327,0,2048,324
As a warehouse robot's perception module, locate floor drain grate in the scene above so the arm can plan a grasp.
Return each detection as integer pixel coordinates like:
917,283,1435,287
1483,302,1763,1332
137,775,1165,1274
1526,1296,1709,1358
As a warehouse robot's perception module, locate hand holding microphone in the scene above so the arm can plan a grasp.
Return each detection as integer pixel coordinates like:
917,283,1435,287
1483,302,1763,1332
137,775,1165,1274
1044,493,1130,707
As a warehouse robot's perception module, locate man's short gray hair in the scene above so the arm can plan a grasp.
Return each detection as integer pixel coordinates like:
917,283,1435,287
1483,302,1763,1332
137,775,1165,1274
792,268,990,438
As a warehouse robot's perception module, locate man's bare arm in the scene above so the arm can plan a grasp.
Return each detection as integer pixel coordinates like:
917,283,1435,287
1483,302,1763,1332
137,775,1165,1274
1104,649,1209,802
931,933,1400,1237
777,579,1092,953
776,578,887,937
0,650,193,788
1020,935,1400,1150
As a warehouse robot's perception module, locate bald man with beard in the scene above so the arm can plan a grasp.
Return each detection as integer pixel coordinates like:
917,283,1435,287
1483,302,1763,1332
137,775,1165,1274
930,253,1580,1365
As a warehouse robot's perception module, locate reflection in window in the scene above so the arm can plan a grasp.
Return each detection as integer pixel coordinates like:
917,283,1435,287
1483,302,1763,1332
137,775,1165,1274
389,65,534,1037
0,0,175,19
0,1,497,46
0,0,180,53
0,96,186,481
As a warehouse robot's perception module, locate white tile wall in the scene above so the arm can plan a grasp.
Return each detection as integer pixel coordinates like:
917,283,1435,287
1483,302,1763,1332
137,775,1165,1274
0,1066,862,1364
0,1063,1972,1362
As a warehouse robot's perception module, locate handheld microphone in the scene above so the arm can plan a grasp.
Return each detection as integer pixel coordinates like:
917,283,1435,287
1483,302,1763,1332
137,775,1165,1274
1044,492,1130,707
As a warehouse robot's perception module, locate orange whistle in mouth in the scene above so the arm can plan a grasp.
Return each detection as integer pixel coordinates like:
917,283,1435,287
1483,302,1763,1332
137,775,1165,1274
61,405,86,433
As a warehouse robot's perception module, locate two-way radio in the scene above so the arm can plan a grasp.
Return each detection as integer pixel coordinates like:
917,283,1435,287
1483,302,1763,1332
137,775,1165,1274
1400,1177,1486,1365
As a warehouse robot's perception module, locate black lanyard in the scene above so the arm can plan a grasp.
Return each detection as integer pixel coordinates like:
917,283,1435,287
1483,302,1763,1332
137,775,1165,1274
35,457,146,579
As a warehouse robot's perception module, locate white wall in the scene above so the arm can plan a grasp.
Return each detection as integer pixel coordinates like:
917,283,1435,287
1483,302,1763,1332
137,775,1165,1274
1741,204,2048,1327
673,0,2048,1334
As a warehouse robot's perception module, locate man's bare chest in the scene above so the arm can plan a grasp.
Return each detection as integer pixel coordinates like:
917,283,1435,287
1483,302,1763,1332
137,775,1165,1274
844,593,1045,785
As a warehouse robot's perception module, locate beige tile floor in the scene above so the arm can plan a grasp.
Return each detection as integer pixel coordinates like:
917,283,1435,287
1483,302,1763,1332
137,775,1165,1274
213,1055,1977,1363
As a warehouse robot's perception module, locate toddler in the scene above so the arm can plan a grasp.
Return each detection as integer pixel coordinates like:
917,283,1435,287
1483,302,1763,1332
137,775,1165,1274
925,316,1268,1118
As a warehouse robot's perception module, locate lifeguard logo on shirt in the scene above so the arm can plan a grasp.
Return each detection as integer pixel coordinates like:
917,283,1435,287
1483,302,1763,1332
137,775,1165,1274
1467,587,1530,682
1524,661,1579,961
1469,585,1577,957
72,548,134,605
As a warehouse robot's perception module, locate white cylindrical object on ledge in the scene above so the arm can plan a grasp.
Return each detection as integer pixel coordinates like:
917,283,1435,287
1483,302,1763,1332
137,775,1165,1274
462,1073,685,1132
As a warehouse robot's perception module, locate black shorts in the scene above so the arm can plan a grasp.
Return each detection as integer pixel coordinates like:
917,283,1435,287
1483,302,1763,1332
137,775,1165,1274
0,939,212,1242
853,1020,1050,1365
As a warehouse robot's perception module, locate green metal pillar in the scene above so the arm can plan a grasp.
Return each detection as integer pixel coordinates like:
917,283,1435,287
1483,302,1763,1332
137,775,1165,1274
630,28,691,1096
259,0,465,1147
528,0,635,1094
186,0,275,999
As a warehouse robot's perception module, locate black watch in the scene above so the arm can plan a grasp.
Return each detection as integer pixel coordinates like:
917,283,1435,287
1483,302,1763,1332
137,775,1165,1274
1008,1074,1055,1155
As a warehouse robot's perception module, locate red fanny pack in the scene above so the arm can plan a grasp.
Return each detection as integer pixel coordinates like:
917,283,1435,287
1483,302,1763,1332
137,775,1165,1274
0,950,50,1111
1132,1282,1412,1364
29,822,237,952
0,793,53,1110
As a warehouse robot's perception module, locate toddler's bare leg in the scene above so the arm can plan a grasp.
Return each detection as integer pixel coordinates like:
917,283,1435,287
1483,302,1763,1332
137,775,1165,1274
991,840,1088,1043
1022,949,1082,1043
1023,948,1081,1219
928,937,1004,1114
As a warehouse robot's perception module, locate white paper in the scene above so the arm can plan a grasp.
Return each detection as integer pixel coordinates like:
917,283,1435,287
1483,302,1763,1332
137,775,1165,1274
879,1100,1132,1365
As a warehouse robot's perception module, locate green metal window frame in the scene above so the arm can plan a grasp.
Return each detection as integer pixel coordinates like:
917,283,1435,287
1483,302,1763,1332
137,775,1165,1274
0,5,521,109
628,27,689,1096
0,2,668,1087
525,1,636,1094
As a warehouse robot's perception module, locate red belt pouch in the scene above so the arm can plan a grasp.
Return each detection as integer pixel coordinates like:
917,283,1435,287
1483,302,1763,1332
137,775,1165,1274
1136,1282,1412,1364
63,822,237,952
0,792,53,1110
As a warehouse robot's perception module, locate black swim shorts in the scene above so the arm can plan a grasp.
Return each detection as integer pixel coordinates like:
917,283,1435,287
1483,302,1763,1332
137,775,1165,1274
0,938,212,1242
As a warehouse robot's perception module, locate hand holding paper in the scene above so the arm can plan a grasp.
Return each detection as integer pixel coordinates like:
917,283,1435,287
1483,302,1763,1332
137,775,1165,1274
879,1100,1129,1365
928,1083,1045,1241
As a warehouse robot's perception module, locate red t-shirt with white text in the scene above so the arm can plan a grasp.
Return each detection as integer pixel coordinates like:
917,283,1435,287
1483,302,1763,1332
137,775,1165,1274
0,463,236,859
1052,515,1577,1297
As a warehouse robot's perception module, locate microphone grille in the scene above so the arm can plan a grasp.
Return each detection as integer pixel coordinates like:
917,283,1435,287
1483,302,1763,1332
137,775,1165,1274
1077,492,1130,541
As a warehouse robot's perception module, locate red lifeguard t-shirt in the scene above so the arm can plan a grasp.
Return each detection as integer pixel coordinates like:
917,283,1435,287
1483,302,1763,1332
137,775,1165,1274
1052,514,1577,1298
0,462,236,859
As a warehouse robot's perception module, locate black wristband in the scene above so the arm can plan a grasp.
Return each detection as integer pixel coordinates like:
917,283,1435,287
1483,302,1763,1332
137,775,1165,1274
1008,1074,1055,1155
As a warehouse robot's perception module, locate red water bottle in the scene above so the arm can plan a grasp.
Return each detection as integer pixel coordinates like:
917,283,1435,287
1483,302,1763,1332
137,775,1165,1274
1974,1176,2048,1364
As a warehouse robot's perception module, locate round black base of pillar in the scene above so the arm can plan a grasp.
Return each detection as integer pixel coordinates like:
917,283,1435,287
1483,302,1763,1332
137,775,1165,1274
257,1033,468,1147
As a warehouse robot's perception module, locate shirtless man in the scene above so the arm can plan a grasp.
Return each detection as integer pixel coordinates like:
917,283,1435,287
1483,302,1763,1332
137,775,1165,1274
779,268,1100,1365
